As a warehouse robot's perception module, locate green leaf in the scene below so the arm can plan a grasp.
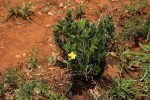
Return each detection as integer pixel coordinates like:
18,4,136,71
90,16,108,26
63,60,69,65
42,6,50,13
90,43,97,52
47,56,54,64
123,51,147,56
139,43,150,52
63,41,71,52
71,43,77,50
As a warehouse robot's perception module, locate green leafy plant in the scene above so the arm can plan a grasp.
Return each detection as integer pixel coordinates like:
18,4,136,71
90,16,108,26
42,6,50,13
0,68,67,99
0,82,4,93
123,43,150,98
109,77,137,100
15,80,36,100
98,90,113,100
4,69,18,86
49,92,67,100
28,48,38,69
15,80,67,100
36,81,51,97
122,13,150,45
2,1,34,21
73,2,85,19
120,0,148,14
53,10,115,79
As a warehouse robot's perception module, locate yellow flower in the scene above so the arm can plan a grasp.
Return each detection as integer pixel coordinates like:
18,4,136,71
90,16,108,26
68,52,76,60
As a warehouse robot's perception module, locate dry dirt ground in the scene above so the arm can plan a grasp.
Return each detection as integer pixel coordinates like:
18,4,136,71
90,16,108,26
0,0,132,69
0,0,150,99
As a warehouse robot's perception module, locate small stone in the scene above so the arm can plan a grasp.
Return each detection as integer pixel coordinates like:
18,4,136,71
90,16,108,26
57,56,63,61
47,12,53,16
89,8,94,10
23,53,26,57
64,6,67,9
53,11,56,14
111,0,118,1
45,24,51,27
5,92,14,100
52,52,58,61
37,11,42,15
110,52,117,57
124,10,129,13
4,83,10,90
34,87,40,94
31,6,36,9
71,7,75,10
59,3,64,8
15,55,21,58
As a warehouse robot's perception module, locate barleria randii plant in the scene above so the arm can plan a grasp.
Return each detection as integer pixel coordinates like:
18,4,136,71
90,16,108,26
2,1,34,21
53,10,115,79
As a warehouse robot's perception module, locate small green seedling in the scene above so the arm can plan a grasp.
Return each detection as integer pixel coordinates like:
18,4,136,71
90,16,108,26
2,1,34,21
28,48,38,69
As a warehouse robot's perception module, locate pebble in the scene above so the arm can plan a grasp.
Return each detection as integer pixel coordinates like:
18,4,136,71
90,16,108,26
23,53,26,57
124,10,129,13
59,3,64,8
37,11,42,15
47,12,53,16
111,0,119,1
15,55,21,58
45,24,51,28
34,87,40,94
64,6,67,9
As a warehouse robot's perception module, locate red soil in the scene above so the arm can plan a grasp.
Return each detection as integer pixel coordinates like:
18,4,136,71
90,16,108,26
0,0,150,99
0,0,140,70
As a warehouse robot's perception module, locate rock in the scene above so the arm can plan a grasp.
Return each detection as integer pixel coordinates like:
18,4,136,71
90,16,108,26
47,12,53,16
34,87,40,94
42,6,50,13
111,0,119,1
37,11,42,15
31,6,36,9
4,83,10,90
52,52,58,61
45,24,51,28
15,55,21,58
64,6,67,9
59,3,64,8
57,56,63,61
124,10,129,13
23,53,26,57
5,93,14,100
